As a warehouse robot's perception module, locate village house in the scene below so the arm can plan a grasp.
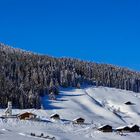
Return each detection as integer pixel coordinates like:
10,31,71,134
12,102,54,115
18,112,37,120
73,117,85,124
116,125,139,132
130,125,140,132
50,114,60,120
98,125,113,132
116,126,131,132
125,101,135,105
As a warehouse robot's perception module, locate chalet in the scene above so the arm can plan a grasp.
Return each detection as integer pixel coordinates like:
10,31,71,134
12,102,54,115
125,101,134,105
98,125,113,132
116,126,131,132
130,125,139,132
18,112,37,120
50,114,60,120
73,117,85,124
116,125,140,133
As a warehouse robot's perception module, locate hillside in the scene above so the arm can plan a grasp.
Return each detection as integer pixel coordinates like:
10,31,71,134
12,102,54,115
0,43,140,108
40,86,140,126
0,86,140,140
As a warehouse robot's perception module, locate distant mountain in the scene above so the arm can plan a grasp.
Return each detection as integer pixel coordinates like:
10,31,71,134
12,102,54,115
0,43,140,109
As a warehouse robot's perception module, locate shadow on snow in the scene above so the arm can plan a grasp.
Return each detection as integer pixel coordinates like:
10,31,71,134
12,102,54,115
40,88,84,110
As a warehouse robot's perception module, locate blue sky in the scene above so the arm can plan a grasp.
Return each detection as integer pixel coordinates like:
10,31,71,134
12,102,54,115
0,0,140,71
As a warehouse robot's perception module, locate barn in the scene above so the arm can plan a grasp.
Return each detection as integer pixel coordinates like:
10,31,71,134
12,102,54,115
18,112,37,120
73,117,85,124
130,125,139,132
125,101,134,105
116,125,140,133
98,125,113,132
116,126,131,132
50,114,60,120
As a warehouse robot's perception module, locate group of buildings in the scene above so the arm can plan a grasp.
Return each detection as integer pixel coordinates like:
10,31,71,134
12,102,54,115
1,101,86,124
1,101,140,133
98,124,140,133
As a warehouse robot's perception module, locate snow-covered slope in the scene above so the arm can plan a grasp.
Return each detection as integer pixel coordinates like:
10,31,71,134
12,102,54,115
0,86,140,140
41,86,140,126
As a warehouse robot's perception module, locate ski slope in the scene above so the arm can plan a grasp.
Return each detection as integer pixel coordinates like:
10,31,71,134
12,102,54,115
41,86,140,126
0,86,140,140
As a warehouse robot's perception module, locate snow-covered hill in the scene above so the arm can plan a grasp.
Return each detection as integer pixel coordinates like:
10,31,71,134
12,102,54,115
0,86,140,140
41,86,140,126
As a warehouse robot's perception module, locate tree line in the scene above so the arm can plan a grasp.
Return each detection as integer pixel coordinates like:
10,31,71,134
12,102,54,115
0,43,140,108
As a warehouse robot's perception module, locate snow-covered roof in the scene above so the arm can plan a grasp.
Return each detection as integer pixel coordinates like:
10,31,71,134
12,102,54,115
98,125,112,129
73,117,85,121
116,125,139,130
18,112,37,116
50,114,60,118
116,126,130,130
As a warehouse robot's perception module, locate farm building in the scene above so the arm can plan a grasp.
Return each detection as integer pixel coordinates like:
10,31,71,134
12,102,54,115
130,125,140,132
50,114,60,120
125,101,135,105
116,126,131,132
73,117,85,124
18,112,37,120
116,125,139,133
98,125,113,132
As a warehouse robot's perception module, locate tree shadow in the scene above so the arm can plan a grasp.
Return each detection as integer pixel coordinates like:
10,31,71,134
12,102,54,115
41,88,85,110
41,96,65,110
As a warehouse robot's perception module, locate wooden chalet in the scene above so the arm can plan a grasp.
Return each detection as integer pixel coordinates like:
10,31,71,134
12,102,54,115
98,125,113,132
116,125,140,133
125,101,135,105
116,126,131,132
130,125,140,132
18,112,37,120
73,117,85,124
50,114,60,120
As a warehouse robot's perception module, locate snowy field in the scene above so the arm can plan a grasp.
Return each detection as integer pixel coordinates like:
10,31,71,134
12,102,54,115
0,86,140,140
